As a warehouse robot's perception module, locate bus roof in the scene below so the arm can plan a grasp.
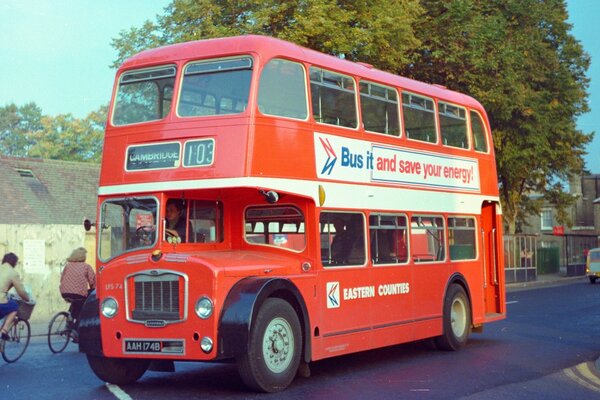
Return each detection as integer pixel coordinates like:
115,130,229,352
120,35,485,111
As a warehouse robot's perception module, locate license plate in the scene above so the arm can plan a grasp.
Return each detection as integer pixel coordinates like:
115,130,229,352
123,339,185,355
124,340,162,353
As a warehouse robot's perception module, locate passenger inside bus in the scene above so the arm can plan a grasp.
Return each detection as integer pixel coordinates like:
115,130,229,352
331,217,364,265
331,218,350,264
390,229,408,263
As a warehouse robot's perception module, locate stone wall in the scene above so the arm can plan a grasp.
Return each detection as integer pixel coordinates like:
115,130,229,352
0,224,96,322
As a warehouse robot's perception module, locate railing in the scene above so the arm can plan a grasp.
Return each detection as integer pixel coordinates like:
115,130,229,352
503,234,537,283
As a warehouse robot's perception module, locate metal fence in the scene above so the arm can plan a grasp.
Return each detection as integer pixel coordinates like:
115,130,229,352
503,234,538,283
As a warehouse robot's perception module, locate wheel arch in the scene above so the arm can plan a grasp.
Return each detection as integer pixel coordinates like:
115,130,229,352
444,273,473,324
78,289,103,356
218,277,311,363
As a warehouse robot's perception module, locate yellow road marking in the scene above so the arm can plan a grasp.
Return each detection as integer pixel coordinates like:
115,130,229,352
564,362,600,393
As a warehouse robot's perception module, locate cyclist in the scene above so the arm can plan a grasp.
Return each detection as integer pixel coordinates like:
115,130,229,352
0,253,30,348
59,247,96,334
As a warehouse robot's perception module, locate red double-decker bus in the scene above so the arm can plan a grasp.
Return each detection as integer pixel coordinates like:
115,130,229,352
80,35,505,392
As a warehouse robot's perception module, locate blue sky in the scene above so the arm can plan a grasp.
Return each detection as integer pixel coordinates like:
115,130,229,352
0,0,598,172
566,0,600,173
0,0,170,117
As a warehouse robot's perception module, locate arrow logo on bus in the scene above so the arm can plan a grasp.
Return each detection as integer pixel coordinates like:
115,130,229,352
319,137,337,175
327,282,340,308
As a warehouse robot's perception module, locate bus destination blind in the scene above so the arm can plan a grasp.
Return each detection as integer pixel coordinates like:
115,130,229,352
126,139,215,171
126,142,181,171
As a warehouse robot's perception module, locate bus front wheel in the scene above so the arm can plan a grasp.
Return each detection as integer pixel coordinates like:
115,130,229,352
87,355,150,385
435,284,471,351
236,298,302,392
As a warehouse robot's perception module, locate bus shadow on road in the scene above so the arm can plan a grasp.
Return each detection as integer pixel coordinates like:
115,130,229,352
118,337,504,397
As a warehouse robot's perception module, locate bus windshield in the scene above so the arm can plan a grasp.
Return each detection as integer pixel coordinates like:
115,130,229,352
178,57,253,117
98,197,158,261
113,66,176,126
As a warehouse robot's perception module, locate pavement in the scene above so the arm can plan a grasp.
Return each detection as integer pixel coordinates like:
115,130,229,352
505,272,587,291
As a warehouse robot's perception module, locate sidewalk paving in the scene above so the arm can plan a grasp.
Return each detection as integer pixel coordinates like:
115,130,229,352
505,273,587,292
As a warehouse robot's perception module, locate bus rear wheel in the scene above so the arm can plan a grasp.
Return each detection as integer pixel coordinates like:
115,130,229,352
87,355,150,385
236,298,302,392
435,284,471,351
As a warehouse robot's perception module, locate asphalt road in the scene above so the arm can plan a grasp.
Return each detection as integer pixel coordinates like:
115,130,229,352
2,277,600,399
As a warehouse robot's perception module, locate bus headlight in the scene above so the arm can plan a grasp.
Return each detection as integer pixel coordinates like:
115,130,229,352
101,297,118,318
195,296,213,319
200,336,213,353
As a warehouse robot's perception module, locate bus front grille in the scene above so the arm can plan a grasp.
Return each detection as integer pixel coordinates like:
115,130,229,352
131,272,182,321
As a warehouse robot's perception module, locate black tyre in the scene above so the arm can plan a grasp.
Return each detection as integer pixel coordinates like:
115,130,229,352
48,312,71,353
2,319,30,363
87,355,150,385
590,276,597,284
435,284,471,351
236,298,302,392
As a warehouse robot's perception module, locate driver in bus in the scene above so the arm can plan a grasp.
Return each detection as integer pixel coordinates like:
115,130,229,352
165,199,187,242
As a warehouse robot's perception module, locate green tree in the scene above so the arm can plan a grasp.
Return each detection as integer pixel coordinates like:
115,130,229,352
110,0,423,71
0,102,43,156
404,0,592,233
28,107,107,163
110,0,592,233
0,103,106,163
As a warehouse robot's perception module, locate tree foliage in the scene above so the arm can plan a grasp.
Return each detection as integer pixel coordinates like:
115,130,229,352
4,1,590,232
0,102,43,157
109,0,593,233
0,103,106,163
111,0,423,71
404,0,592,232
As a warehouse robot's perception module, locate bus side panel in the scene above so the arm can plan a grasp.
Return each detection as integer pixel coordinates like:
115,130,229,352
313,265,374,361
411,262,447,336
369,264,414,349
251,119,314,179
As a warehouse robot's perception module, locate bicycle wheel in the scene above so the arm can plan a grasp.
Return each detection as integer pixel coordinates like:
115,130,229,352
2,319,31,363
48,312,71,353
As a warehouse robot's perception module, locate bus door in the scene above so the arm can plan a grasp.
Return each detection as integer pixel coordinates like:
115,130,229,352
481,201,502,316
317,212,372,355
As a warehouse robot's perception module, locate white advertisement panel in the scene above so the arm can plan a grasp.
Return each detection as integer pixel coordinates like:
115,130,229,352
315,133,480,192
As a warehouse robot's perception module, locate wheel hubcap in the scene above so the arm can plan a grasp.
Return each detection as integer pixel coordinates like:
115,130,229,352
262,317,294,373
451,298,466,337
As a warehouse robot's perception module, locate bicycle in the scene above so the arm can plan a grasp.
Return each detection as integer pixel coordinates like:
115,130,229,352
47,310,77,353
1,300,34,363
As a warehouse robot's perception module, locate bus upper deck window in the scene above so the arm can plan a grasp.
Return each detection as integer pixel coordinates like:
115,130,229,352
178,57,253,117
402,92,437,144
113,66,176,126
360,81,400,136
471,111,489,153
439,102,468,149
310,67,357,128
258,59,308,120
